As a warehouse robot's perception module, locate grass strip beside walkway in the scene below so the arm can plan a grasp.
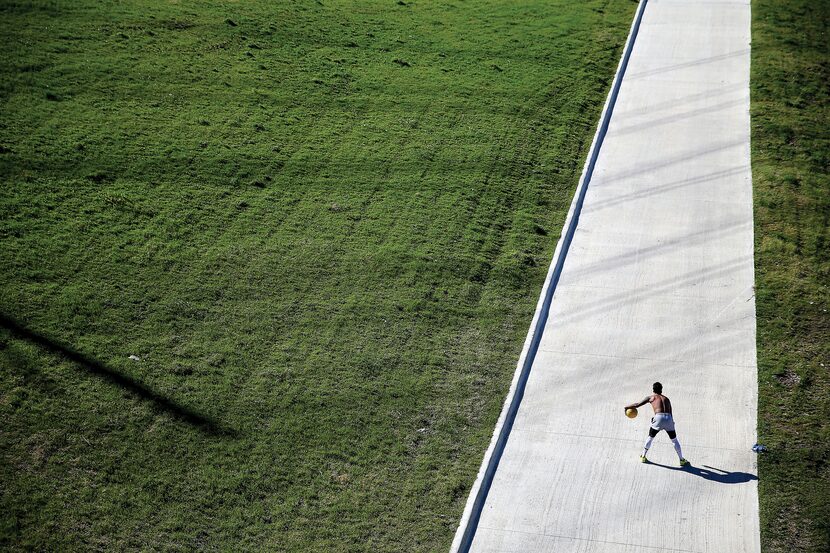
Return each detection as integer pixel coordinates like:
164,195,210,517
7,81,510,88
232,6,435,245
752,1,830,551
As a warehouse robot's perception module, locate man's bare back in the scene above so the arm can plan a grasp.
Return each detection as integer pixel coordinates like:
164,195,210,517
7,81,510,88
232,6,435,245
645,393,672,415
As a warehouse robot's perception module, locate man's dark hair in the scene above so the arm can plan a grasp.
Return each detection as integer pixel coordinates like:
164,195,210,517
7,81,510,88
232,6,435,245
653,382,663,393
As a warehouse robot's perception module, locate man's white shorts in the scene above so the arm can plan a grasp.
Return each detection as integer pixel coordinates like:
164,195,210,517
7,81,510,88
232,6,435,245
650,413,676,432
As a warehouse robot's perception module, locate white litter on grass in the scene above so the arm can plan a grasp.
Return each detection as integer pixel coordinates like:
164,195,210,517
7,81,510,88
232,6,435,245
128,355,141,361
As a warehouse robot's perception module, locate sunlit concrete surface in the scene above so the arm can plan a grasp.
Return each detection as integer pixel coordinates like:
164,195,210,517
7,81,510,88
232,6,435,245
468,0,758,551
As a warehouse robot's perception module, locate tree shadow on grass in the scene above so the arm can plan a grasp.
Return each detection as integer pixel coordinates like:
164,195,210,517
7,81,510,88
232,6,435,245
0,314,236,438
648,460,758,484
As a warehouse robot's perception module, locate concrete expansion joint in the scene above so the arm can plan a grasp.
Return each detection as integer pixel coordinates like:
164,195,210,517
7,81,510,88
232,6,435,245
476,526,704,553
536,348,756,370
512,429,754,454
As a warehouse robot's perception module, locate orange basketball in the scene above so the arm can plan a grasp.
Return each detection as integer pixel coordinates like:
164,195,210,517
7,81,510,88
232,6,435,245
626,407,638,419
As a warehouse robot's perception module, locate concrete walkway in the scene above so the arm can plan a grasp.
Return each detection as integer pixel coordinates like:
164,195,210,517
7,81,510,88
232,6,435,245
456,0,758,551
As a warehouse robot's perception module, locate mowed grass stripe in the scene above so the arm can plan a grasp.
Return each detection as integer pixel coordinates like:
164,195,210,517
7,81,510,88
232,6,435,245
0,1,634,551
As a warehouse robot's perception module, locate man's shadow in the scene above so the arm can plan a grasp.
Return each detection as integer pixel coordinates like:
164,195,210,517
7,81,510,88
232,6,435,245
647,461,758,484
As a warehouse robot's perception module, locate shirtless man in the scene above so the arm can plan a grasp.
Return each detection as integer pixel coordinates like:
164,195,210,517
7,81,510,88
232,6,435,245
625,382,689,466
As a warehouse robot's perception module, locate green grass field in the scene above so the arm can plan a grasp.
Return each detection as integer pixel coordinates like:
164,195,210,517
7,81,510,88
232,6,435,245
0,1,636,550
752,1,830,551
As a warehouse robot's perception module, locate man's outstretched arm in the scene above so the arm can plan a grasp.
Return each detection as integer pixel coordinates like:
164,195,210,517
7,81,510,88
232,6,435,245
624,397,650,411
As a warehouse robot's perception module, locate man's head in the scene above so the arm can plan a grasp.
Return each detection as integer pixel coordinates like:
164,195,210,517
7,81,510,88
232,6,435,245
653,382,663,394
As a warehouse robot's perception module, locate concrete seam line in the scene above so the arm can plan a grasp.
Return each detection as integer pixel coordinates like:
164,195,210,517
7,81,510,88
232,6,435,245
746,5,760,551
449,1,650,551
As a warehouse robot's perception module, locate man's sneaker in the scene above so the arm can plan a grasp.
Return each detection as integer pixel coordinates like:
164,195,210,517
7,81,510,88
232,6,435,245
640,455,648,463
679,458,690,467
